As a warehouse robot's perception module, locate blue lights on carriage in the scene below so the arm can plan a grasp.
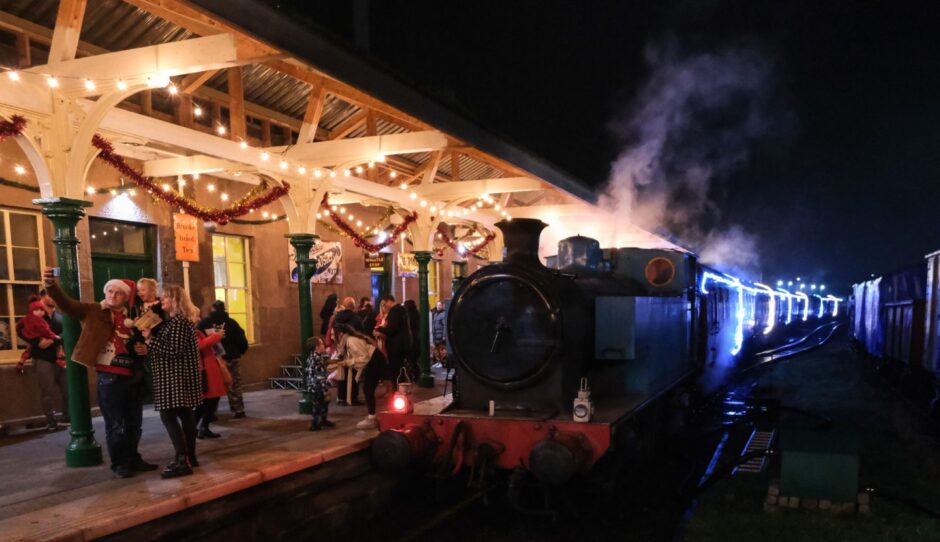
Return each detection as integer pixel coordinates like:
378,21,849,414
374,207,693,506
755,283,777,335
795,291,810,321
777,288,794,325
815,294,825,318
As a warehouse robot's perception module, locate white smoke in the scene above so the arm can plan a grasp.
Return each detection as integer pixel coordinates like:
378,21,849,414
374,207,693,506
600,38,781,277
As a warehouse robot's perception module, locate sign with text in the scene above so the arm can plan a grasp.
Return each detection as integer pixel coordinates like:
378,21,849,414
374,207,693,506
398,252,418,278
364,253,385,272
173,213,200,262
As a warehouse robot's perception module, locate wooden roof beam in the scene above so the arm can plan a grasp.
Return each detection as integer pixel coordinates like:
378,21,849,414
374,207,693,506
49,0,87,63
329,110,367,140
180,69,219,93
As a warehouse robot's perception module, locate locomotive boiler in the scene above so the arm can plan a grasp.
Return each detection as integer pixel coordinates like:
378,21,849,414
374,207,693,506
374,218,839,487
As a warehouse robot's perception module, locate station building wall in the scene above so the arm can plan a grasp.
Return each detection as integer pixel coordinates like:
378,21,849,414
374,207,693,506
0,139,486,423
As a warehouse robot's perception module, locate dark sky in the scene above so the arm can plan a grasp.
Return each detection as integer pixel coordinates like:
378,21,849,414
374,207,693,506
276,0,940,292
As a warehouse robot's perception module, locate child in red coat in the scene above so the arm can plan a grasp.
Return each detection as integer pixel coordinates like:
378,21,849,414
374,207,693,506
193,326,228,440
16,300,63,372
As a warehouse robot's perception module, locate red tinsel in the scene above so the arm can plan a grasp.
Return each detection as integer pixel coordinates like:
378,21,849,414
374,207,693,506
92,135,289,224
321,195,416,252
435,223,496,257
0,115,27,141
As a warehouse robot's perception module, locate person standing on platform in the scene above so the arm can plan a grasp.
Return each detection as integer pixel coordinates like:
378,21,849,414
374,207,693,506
148,285,202,478
193,322,227,439
306,337,335,431
403,299,420,379
331,323,386,429
198,301,249,419
16,293,67,430
357,297,373,328
319,293,338,336
374,294,408,388
431,300,448,367
41,269,157,478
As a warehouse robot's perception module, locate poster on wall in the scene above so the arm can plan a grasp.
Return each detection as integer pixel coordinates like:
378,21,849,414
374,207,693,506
173,213,200,262
364,253,385,272
398,252,418,278
288,240,344,284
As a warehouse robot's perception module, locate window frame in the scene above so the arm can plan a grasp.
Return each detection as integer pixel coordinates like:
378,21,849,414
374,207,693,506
210,233,255,343
0,207,47,363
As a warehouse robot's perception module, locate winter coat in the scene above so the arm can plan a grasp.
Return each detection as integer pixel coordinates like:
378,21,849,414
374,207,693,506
331,334,379,381
376,304,410,356
45,283,144,369
197,329,226,400
16,312,62,363
149,314,202,410
431,309,447,344
197,311,249,360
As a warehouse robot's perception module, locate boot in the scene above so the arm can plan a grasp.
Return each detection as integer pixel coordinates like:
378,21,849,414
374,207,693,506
161,454,193,478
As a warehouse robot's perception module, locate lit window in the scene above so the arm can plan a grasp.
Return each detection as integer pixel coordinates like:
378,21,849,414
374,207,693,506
428,259,440,308
211,234,254,342
0,209,46,362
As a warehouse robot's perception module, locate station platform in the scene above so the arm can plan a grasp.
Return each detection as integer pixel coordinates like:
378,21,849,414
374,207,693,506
0,375,447,542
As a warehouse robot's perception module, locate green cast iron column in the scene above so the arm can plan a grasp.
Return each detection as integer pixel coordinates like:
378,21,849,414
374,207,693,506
35,197,102,467
288,233,318,414
414,251,433,387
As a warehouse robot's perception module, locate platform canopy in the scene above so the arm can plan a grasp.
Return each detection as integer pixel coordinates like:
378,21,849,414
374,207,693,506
0,0,681,254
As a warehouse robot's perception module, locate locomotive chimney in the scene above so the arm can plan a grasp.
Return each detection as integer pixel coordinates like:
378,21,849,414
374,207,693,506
496,218,546,266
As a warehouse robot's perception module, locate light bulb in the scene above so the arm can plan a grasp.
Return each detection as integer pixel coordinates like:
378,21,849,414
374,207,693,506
46,76,59,88
355,166,363,174
329,171,337,178
494,204,501,211
409,192,417,200
84,79,96,91
162,183,171,191
390,171,397,178
298,166,306,174
193,105,202,117
356,220,362,227
343,169,350,177
193,173,200,180
261,151,270,161
216,125,227,135
7,71,19,81
207,183,215,192
13,165,25,175
86,186,96,195
221,192,229,201
367,161,374,168
279,160,288,170
271,213,278,220
128,189,136,196
316,212,322,219
314,169,322,178
430,206,437,213
116,79,128,91
400,182,408,190
239,140,248,150
168,84,178,95
110,189,117,195
262,211,270,218
420,200,427,207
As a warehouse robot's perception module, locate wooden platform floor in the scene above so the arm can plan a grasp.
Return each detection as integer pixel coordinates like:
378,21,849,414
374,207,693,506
0,377,445,542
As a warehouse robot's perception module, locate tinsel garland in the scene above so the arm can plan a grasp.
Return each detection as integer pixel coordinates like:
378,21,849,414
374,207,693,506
231,215,287,225
322,195,416,252
435,224,496,258
92,134,290,224
0,115,26,141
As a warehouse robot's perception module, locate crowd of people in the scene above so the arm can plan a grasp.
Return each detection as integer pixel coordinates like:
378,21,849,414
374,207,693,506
14,268,447,479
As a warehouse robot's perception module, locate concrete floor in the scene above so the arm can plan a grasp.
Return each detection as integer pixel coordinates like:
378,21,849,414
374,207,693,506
0,374,446,541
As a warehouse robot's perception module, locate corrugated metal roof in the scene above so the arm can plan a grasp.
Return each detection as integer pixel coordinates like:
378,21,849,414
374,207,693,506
0,0,542,189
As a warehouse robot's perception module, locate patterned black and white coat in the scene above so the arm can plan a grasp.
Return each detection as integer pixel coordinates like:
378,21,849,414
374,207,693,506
148,314,202,411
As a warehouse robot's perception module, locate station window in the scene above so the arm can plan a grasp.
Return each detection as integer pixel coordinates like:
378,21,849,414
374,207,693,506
0,208,45,362
211,234,254,342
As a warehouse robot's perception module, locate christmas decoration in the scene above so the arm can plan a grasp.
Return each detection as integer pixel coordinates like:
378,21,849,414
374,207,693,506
321,196,415,252
0,115,26,141
92,134,289,224
435,223,496,257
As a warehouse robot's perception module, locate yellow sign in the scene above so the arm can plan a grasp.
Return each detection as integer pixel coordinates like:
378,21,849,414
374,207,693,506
174,213,200,262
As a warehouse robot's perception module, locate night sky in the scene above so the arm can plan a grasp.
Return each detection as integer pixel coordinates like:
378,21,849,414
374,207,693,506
275,0,940,292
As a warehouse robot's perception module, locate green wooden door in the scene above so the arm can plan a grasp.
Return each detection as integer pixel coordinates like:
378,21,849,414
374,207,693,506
89,219,155,301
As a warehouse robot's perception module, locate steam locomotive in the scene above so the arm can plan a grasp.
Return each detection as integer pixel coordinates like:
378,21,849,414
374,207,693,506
374,219,840,486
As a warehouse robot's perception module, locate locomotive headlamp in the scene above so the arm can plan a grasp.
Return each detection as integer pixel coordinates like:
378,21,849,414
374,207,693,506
573,378,594,423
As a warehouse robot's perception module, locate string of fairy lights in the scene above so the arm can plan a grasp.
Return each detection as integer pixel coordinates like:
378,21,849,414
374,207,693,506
3,67,514,242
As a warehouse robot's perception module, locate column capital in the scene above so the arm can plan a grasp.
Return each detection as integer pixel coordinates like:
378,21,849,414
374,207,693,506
413,250,433,264
34,197,92,221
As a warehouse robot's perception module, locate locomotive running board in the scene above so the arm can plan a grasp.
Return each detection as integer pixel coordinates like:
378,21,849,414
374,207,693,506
734,429,775,474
